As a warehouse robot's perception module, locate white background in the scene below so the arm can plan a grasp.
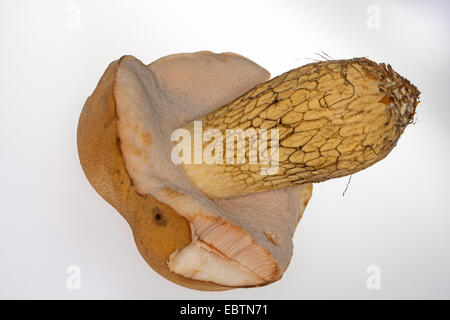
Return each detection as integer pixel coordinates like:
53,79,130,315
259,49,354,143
1,0,449,299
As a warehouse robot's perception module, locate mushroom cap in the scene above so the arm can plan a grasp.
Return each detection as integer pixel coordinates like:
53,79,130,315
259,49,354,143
77,52,313,290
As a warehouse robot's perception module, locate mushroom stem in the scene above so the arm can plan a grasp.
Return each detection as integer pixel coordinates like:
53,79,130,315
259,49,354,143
181,58,420,199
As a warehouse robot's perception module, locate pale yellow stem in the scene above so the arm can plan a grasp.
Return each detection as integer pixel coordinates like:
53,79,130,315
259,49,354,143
182,58,420,199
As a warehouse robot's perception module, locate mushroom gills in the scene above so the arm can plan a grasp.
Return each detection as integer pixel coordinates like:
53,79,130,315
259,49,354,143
168,217,277,286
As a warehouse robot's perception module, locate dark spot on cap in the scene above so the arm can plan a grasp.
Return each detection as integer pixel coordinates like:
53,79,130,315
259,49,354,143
152,207,167,226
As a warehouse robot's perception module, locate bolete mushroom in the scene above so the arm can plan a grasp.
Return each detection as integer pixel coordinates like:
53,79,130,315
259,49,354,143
77,51,419,290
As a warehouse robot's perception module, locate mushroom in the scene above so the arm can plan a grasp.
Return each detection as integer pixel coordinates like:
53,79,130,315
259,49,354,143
77,51,419,290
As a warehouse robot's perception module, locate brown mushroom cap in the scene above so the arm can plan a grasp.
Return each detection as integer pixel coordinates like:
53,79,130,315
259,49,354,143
77,52,313,290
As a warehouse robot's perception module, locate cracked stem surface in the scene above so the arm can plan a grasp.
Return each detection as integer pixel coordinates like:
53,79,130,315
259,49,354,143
182,58,420,199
